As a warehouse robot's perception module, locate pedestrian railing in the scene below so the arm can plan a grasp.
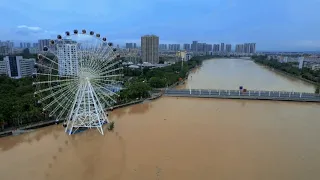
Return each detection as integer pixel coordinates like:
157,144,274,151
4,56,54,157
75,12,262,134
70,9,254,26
164,89,320,102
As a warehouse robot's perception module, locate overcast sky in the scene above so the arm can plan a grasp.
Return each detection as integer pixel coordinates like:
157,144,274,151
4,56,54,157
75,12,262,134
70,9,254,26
1,0,320,51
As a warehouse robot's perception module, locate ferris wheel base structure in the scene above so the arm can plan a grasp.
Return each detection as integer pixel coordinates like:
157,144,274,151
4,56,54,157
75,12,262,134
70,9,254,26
64,78,110,135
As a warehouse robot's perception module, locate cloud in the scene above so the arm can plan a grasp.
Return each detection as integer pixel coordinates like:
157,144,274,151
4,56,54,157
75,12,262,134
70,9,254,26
17,25,42,31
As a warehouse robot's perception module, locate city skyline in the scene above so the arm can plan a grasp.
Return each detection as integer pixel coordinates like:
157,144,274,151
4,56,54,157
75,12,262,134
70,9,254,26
1,0,320,51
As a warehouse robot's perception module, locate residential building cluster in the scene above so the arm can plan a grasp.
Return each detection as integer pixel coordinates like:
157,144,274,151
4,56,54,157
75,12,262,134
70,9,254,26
267,55,320,70
235,43,256,54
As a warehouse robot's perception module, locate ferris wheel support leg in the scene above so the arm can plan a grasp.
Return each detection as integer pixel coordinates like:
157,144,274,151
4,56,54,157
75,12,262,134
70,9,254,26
66,85,82,133
88,80,105,135
69,83,87,135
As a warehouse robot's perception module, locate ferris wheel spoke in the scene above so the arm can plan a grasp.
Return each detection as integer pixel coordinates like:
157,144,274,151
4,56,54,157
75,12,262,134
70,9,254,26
91,78,123,84
91,86,112,108
39,54,58,65
99,61,121,74
91,81,119,98
33,72,78,79
34,82,71,95
33,78,76,85
35,63,59,72
49,93,75,117
43,82,79,111
92,74,123,81
93,87,116,106
99,67,123,76
38,82,77,103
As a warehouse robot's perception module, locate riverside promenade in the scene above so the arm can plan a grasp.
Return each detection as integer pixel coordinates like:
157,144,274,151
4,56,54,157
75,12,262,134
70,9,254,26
164,89,320,102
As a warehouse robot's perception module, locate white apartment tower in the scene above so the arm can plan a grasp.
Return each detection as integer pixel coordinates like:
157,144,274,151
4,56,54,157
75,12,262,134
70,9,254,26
57,42,78,76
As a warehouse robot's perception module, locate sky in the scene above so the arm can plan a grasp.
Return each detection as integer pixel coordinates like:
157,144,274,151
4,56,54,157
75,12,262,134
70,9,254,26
0,0,320,51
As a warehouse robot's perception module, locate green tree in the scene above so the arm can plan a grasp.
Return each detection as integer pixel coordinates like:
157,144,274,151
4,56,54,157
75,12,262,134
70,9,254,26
315,86,320,94
149,77,166,88
23,48,30,55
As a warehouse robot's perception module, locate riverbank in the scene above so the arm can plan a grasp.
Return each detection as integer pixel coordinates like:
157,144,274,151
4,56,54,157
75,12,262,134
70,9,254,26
0,92,163,138
255,61,318,86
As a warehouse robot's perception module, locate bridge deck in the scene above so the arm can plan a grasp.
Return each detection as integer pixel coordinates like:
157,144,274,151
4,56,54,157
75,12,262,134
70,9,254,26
164,89,320,102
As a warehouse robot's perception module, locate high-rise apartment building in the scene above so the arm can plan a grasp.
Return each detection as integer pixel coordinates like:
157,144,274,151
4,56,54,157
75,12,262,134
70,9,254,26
220,43,225,52
191,41,198,52
38,39,51,52
20,42,31,49
141,35,159,64
197,43,206,52
226,44,232,52
249,43,256,54
244,43,250,54
57,40,78,76
159,44,167,51
125,43,137,49
183,44,191,51
1,56,35,79
213,44,220,52
205,44,213,52
168,44,180,51
0,41,14,55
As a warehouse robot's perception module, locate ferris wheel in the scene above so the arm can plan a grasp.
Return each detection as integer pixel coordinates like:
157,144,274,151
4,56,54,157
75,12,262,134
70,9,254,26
33,29,123,135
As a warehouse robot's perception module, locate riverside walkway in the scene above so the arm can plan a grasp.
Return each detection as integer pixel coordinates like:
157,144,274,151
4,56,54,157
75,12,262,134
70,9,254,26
164,89,320,102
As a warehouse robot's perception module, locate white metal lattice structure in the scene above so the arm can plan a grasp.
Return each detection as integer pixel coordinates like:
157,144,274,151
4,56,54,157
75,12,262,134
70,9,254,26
33,29,123,135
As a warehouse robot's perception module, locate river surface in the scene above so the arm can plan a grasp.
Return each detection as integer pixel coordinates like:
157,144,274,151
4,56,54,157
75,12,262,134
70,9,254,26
1,59,320,180
178,58,315,92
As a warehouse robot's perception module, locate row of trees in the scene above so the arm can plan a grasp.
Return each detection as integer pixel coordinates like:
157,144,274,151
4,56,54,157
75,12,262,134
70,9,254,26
0,55,211,131
118,56,211,102
252,55,320,93
0,76,49,131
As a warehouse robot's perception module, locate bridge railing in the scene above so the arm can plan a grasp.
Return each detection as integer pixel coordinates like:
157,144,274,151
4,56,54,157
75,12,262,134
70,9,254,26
164,89,320,100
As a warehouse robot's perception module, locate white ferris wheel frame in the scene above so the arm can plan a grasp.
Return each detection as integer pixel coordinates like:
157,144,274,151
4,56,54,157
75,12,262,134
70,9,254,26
33,29,123,135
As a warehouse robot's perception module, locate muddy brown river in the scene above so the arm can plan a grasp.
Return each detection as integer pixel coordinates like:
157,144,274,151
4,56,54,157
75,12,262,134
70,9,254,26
1,59,319,180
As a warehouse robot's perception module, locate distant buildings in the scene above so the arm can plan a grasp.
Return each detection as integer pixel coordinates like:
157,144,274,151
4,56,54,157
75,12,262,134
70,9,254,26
191,41,198,52
141,35,159,64
0,41,14,55
176,51,187,61
57,40,78,76
0,56,35,79
20,42,31,49
168,44,180,51
183,44,191,51
125,43,137,49
226,44,232,53
159,44,167,51
220,43,225,52
213,44,220,52
33,43,39,48
235,43,256,54
38,39,51,52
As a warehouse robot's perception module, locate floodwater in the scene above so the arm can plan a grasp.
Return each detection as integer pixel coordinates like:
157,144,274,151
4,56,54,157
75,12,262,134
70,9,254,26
1,59,320,180
178,58,315,92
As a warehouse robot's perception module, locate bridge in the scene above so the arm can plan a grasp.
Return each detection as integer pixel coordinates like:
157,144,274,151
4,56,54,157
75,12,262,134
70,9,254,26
163,89,320,102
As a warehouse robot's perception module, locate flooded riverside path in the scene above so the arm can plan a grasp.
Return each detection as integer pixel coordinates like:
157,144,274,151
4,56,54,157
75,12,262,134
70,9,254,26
1,59,320,180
